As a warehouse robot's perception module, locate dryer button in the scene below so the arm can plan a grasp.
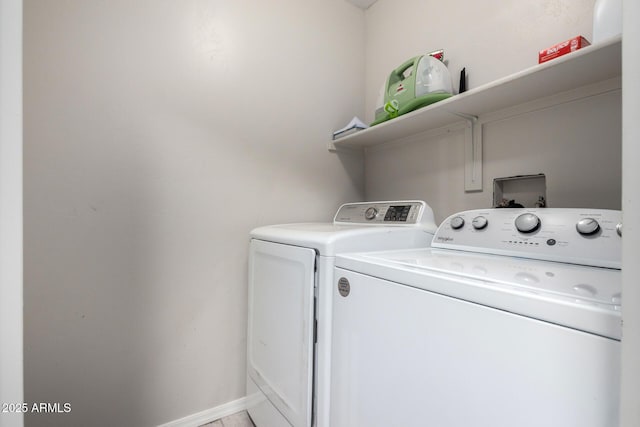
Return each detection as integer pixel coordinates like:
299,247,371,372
365,207,378,220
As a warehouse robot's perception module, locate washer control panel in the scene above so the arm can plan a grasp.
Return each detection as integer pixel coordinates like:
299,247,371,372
333,200,433,226
433,208,622,269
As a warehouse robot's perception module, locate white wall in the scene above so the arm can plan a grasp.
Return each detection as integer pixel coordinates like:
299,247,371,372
23,1,364,426
363,0,620,222
0,1,24,427
621,0,640,425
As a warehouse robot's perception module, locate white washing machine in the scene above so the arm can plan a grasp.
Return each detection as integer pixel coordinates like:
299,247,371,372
246,201,438,427
331,208,622,427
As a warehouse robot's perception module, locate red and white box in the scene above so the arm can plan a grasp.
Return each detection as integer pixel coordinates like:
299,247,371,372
538,36,591,64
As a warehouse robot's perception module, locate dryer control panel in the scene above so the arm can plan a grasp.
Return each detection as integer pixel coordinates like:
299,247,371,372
333,200,433,226
433,208,622,269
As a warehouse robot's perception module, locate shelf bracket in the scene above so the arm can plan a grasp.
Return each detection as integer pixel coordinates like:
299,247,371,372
454,112,483,192
327,140,362,153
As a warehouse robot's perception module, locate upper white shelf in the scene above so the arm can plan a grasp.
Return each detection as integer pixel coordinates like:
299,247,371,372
331,36,622,150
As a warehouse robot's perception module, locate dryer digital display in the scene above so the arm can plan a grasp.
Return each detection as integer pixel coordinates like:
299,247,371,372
384,205,412,222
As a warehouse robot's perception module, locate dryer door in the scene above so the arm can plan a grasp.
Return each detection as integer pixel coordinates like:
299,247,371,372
248,239,316,427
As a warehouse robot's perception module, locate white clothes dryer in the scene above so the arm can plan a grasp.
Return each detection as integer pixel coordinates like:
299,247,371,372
331,208,622,427
246,201,438,427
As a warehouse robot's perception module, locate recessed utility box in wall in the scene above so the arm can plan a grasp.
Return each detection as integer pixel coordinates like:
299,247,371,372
493,174,546,208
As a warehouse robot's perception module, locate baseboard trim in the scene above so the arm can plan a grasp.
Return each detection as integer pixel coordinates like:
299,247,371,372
157,396,250,427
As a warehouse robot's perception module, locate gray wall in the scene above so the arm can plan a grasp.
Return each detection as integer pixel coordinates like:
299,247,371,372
23,1,364,426
365,90,621,222
363,0,620,222
22,0,626,426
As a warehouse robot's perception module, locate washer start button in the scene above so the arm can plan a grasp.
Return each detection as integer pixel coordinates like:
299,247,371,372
547,239,557,246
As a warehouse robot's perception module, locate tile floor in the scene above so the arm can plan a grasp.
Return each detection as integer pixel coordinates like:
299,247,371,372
200,410,255,427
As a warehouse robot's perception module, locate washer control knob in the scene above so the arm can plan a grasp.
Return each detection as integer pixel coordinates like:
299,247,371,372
616,223,622,237
364,207,378,220
472,216,488,230
515,213,541,233
450,216,465,230
576,218,600,236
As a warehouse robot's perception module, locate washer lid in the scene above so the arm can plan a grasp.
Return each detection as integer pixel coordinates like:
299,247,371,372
336,248,622,339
